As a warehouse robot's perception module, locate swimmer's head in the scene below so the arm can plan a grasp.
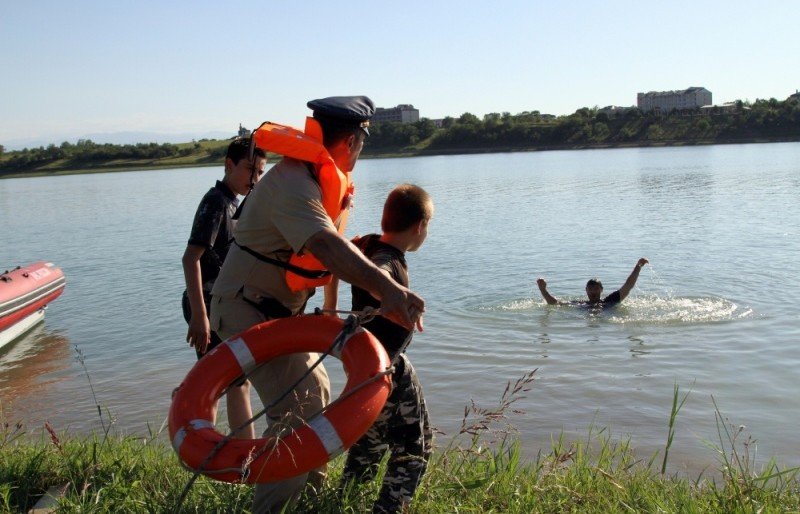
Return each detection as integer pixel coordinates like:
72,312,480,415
586,278,603,302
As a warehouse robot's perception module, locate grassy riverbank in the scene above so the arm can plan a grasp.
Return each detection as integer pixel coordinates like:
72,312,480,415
2,383,799,513
3,136,799,181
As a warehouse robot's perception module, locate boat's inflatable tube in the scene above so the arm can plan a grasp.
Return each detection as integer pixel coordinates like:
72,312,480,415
0,262,65,335
168,315,391,483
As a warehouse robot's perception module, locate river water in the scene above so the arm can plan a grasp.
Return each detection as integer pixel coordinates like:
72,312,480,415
1,142,799,475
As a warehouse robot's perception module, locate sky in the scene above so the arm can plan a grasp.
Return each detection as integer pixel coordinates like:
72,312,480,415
1,0,798,149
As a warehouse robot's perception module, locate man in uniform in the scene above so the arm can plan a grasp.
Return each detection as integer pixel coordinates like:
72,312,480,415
210,96,425,513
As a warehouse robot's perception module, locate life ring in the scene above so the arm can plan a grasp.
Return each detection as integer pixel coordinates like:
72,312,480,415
168,314,391,483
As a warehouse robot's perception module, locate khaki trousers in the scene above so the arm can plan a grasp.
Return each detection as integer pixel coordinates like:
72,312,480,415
210,294,331,514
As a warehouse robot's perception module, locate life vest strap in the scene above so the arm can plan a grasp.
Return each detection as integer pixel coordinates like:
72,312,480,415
235,241,331,280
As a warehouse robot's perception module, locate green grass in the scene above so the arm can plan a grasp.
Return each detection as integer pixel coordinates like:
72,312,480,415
2,377,799,513
0,425,252,512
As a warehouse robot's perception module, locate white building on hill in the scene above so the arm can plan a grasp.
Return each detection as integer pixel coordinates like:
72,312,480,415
637,87,712,112
373,104,420,124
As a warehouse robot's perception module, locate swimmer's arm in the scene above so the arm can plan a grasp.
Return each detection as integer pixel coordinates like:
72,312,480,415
618,258,649,301
537,278,561,305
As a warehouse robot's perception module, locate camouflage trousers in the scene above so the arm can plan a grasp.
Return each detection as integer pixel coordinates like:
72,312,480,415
342,354,433,514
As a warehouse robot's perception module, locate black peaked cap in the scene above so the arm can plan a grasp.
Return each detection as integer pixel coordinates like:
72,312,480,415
307,96,375,135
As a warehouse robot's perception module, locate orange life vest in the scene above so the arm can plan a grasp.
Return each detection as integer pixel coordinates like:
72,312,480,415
250,118,354,292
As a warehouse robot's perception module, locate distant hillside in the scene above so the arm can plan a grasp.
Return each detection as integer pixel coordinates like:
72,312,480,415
2,97,799,178
2,130,233,152
0,139,232,178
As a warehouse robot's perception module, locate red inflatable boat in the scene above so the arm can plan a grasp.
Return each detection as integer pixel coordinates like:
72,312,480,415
0,262,66,349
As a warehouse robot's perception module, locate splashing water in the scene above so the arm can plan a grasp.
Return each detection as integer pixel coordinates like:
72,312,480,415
484,293,752,325
644,265,675,298
608,294,752,324
491,298,542,311
612,266,753,324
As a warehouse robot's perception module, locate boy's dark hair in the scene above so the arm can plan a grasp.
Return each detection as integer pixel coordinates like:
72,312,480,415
586,278,603,289
226,137,265,165
381,184,433,233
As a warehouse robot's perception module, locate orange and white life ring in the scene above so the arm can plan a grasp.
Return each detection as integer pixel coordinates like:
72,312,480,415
168,314,391,483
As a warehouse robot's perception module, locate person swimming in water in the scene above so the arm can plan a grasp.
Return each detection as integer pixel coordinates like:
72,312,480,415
537,258,649,308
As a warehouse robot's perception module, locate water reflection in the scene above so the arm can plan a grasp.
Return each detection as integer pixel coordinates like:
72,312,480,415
627,335,651,357
535,333,550,359
0,325,72,412
638,171,714,202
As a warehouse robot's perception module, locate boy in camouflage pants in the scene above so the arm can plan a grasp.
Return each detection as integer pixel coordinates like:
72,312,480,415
342,184,434,513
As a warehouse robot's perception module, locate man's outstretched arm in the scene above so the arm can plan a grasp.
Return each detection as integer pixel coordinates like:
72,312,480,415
618,258,649,301
537,278,560,305
305,227,424,330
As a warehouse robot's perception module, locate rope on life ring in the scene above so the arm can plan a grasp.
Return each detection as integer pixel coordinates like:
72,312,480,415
168,314,392,483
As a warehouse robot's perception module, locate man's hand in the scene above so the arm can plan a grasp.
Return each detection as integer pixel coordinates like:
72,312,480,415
637,257,649,268
377,281,425,332
537,277,560,305
187,315,211,355
307,228,426,330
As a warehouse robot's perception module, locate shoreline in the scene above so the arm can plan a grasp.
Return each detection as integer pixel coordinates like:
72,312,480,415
371,135,800,158
2,136,799,180
0,160,221,180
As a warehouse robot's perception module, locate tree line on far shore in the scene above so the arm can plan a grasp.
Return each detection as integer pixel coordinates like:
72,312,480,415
0,140,232,174
2,96,799,175
364,96,800,153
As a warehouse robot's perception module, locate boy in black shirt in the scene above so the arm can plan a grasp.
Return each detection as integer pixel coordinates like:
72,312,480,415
341,184,434,514
181,137,266,439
